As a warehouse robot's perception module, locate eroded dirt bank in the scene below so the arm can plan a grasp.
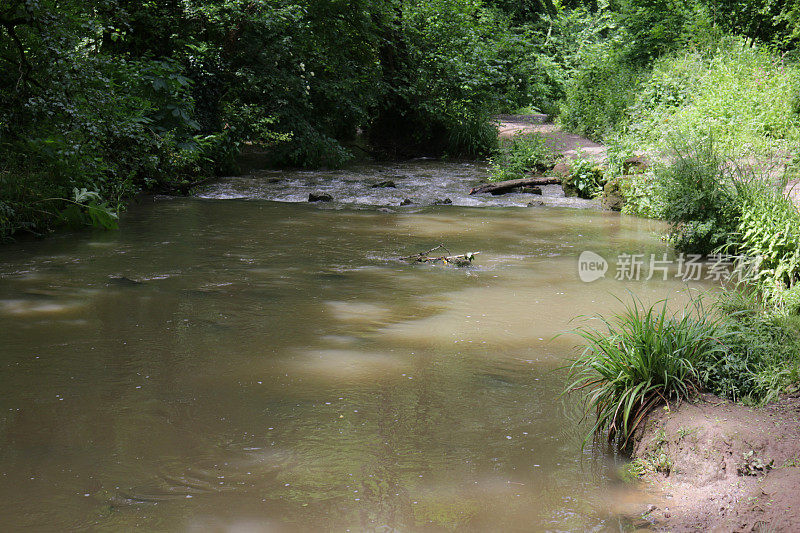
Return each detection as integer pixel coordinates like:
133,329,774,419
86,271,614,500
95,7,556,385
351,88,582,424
633,393,800,532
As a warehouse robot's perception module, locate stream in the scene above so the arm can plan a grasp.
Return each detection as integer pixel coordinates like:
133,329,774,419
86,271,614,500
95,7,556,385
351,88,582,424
0,161,706,531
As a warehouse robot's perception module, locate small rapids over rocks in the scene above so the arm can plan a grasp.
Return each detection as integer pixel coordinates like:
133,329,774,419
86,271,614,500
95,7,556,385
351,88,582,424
198,159,599,209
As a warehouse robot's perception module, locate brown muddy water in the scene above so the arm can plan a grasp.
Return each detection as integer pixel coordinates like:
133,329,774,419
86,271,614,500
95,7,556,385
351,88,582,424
0,162,707,531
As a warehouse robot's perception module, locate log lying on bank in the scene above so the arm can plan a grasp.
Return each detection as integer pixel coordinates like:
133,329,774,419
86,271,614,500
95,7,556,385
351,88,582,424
399,244,479,266
469,176,561,195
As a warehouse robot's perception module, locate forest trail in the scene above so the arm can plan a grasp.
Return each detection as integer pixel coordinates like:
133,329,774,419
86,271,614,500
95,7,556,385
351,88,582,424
495,114,606,161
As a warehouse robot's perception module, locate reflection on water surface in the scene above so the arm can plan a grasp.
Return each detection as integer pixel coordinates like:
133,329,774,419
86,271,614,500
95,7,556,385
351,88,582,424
0,179,703,531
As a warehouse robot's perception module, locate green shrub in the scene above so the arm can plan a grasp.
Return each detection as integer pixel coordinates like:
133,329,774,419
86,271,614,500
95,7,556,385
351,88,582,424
567,297,725,445
563,158,605,199
559,44,642,141
733,174,800,306
620,171,669,219
703,290,800,403
657,137,740,254
487,132,556,182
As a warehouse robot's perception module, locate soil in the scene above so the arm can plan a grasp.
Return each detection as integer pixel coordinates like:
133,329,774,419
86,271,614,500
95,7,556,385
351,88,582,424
494,114,606,161
631,393,800,532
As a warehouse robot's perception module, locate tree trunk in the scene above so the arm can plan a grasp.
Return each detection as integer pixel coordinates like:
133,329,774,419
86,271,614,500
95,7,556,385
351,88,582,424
469,177,560,195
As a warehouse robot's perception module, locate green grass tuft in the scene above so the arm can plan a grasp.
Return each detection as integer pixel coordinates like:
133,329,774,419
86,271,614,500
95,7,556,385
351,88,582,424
567,296,725,446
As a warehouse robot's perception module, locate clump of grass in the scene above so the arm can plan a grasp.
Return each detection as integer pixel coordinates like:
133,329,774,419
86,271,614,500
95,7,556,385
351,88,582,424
567,296,724,446
658,136,740,254
487,132,556,182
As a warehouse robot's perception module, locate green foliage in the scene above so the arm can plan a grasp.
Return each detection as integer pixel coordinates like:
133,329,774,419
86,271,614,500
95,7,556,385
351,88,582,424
563,158,605,198
1,0,554,239
370,0,536,157
703,290,800,404
619,171,669,219
701,0,800,50
621,39,800,158
487,133,555,182
657,138,740,254
557,0,717,141
568,296,725,445
53,189,119,231
569,292,800,443
733,174,800,307
559,44,642,141
614,0,716,67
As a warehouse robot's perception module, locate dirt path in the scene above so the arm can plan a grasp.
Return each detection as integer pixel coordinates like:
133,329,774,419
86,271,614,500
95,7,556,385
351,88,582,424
632,393,800,532
494,114,606,161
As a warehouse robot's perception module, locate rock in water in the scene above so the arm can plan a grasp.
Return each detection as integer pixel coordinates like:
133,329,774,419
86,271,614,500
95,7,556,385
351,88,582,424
309,192,333,202
372,180,396,188
602,177,626,211
400,198,415,206
432,198,452,205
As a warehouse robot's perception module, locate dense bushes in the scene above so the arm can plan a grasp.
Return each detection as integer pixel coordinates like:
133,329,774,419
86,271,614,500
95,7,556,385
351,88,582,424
655,139,741,254
734,175,800,308
558,0,717,140
0,0,554,240
703,291,800,403
559,45,642,141
562,158,605,198
622,40,800,158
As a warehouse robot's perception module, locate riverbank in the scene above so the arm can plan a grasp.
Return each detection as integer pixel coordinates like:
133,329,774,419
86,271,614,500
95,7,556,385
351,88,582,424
632,393,800,531
495,114,606,162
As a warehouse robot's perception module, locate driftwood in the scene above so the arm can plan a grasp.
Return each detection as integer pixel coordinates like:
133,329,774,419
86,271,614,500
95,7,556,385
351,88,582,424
399,244,479,266
469,176,560,195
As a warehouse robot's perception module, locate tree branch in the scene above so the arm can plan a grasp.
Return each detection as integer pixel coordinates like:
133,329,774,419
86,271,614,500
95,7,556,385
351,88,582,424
0,14,36,90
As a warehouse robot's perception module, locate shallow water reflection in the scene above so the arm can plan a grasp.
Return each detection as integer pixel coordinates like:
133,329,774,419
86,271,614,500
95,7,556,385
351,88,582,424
0,197,705,531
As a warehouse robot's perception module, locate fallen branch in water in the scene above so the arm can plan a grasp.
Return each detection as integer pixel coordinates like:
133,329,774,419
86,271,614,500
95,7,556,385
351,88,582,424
399,244,479,266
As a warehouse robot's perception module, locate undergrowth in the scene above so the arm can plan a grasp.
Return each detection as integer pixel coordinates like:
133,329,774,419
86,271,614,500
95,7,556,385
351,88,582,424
487,132,556,182
568,292,800,445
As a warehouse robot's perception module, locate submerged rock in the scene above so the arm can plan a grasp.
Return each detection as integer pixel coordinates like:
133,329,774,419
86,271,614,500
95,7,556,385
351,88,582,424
400,198,415,206
432,198,452,205
309,192,333,202
372,180,396,188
